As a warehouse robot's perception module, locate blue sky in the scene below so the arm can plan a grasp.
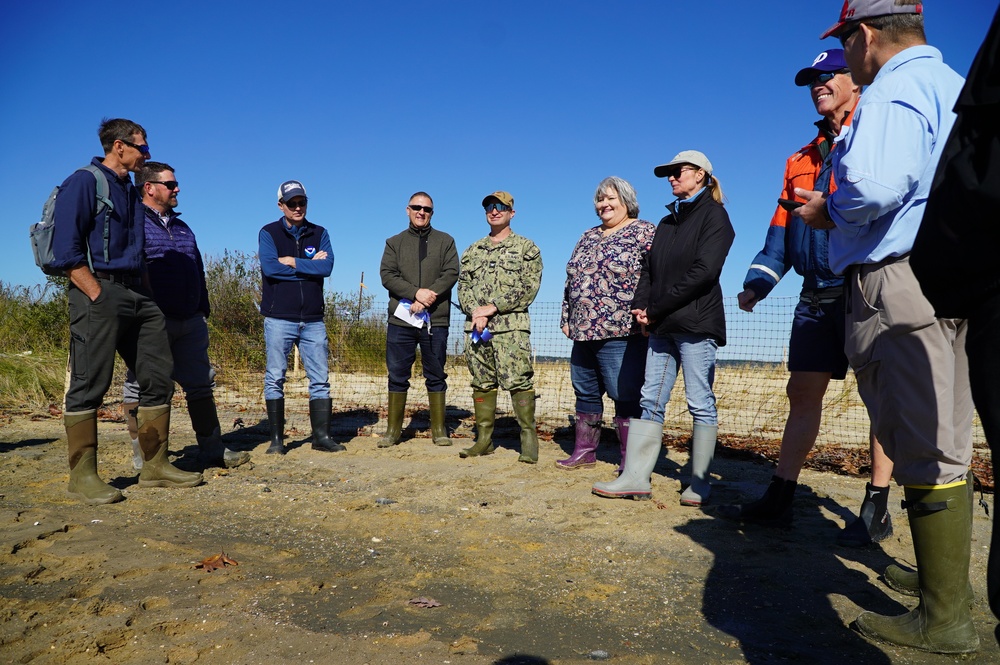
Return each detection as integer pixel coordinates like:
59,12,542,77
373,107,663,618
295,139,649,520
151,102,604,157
2,1,996,308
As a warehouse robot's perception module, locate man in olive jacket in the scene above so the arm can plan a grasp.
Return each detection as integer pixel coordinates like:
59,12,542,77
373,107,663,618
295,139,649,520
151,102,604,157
378,191,459,447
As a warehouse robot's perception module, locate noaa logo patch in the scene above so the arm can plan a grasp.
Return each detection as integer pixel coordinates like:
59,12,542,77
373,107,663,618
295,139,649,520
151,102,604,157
304,246,317,258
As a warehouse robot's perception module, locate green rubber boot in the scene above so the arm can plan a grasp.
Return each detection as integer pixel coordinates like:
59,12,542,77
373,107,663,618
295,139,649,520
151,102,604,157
428,391,452,446
65,409,124,505
512,390,538,464
854,481,979,654
378,392,407,448
460,390,497,458
137,405,204,489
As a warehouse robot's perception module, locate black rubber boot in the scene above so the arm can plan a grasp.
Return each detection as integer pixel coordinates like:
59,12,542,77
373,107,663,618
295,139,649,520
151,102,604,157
265,398,285,455
838,483,893,547
310,398,345,452
188,396,251,468
717,475,797,527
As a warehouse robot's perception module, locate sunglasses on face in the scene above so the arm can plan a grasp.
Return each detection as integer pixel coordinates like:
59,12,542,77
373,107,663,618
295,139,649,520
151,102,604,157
283,198,308,209
664,166,696,180
812,69,849,86
121,139,150,156
838,24,860,47
148,180,179,190
484,203,511,213
408,204,434,214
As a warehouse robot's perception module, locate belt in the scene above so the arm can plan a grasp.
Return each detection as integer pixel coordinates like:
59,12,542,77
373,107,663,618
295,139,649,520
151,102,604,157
800,287,844,306
93,271,142,287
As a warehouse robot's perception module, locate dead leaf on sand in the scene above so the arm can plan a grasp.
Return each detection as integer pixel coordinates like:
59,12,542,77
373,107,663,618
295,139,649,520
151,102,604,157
195,551,239,572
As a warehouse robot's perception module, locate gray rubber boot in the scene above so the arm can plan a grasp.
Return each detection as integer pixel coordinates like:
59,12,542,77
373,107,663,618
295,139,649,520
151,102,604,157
122,400,142,470
855,481,979,654
188,397,251,467
680,423,717,506
591,418,662,500
613,416,630,475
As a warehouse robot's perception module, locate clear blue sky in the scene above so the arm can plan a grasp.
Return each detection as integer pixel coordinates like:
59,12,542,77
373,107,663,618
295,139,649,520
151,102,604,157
1,1,995,306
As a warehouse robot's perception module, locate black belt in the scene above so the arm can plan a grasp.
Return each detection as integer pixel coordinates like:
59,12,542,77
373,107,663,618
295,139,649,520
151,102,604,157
93,271,142,287
800,286,844,306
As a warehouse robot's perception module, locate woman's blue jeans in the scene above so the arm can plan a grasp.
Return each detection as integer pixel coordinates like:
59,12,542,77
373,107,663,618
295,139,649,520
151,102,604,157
640,332,718,425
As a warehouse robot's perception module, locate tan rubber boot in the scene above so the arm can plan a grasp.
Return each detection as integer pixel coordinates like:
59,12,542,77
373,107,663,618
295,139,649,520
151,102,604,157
65,409,123,505
122,400,142,470
137,405,204,489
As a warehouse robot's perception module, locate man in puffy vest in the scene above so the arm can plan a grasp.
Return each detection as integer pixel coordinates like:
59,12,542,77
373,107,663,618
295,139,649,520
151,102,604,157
258,180,342,456
120,161,251,471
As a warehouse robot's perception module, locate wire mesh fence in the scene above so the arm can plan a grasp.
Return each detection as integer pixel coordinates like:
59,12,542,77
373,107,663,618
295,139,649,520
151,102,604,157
205,297,984,450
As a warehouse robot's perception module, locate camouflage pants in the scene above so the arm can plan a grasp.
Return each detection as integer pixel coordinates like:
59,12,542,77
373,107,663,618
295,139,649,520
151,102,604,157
465,330,534,392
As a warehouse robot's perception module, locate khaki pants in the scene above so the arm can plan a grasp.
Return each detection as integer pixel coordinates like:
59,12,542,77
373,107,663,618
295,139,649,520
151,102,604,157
845,256,972,485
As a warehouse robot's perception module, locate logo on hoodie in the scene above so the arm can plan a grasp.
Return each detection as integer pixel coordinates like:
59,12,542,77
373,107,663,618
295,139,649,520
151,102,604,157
304,246,317,258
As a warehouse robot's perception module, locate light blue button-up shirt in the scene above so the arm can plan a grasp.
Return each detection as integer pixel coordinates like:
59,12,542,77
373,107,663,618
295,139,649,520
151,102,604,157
826,45,964,275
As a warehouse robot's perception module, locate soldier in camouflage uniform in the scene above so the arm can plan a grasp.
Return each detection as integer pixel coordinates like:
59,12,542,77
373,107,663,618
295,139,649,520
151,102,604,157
457,191,543,463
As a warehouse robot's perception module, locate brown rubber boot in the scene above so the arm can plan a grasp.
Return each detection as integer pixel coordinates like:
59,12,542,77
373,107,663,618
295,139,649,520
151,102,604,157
137,405,204,489
65,409,123,505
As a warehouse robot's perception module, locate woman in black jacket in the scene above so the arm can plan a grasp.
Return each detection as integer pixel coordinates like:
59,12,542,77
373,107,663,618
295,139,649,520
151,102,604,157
593,150,735,506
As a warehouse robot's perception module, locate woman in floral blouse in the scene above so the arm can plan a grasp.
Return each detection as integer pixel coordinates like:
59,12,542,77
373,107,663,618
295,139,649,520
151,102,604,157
557,176,655,473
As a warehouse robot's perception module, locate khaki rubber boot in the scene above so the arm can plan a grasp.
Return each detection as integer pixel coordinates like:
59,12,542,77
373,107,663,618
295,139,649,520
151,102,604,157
511,390,538,463
122,400,142,470
460,390,497,458
428,391,451,446
65,409,123,505
137,405,204,489
378,392,407,448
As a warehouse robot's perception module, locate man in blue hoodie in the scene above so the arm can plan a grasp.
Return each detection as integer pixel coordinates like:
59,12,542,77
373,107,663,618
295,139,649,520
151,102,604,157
52,118,203,504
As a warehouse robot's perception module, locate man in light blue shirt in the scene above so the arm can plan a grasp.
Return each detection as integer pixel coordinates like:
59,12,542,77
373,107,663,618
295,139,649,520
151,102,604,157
796,0,976,655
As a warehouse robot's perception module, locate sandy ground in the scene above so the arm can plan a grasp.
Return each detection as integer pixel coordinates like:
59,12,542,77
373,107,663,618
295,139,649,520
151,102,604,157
1,402,997,665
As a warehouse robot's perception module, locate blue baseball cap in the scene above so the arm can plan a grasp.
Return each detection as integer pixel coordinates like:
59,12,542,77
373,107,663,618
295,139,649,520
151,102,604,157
794,49,848,86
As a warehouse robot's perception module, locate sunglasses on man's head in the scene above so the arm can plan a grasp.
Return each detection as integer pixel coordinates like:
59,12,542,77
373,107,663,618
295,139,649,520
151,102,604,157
484,203,511,213
148,180,179,190
408,204,434,213
121,139,150,156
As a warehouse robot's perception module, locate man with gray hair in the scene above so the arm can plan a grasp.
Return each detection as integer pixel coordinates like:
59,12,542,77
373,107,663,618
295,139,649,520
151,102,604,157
796,0,974,654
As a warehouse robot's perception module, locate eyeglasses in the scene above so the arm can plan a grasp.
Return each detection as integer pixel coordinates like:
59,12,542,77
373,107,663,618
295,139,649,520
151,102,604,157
408,204,434,214
120,139,150,156
664,166,697,180
811,69,850,86
148,180,179,190
484,203,511,213
283,198,308,209
838,24,860,47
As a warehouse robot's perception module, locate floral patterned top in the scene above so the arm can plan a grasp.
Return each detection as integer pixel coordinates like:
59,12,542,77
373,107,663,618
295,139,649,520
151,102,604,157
560,220,656,341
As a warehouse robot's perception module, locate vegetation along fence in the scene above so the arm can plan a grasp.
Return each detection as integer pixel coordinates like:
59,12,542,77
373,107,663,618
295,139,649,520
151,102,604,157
0,251,986,452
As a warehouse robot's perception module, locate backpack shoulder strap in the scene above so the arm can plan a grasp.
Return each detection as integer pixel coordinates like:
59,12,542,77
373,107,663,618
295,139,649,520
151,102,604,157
79,164,113,266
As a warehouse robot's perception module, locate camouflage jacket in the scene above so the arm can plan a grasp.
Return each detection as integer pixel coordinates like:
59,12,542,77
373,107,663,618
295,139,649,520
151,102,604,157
458,232,542,333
